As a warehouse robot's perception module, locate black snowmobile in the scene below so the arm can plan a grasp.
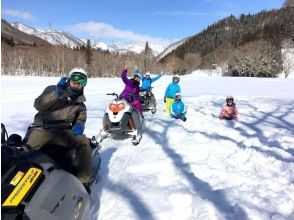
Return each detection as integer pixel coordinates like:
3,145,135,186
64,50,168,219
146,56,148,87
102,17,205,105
139,88,156,114
1,123,101,220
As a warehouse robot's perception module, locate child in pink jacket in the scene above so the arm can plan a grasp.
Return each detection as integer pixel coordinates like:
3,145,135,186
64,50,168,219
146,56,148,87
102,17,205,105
219,96,238,121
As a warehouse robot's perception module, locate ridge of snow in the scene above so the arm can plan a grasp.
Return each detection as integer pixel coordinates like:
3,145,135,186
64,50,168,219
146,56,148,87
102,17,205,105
11,22,85,48
11,22,165,54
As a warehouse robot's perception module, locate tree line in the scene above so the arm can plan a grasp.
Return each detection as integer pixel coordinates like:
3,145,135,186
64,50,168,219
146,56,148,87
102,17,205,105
1,39,162,77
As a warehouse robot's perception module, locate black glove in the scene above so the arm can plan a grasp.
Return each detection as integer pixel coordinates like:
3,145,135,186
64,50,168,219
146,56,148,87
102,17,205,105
164,96,166,103
127,93,135,103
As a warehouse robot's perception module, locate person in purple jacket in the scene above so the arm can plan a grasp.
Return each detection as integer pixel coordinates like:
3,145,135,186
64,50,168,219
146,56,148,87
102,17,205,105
119,65,143,115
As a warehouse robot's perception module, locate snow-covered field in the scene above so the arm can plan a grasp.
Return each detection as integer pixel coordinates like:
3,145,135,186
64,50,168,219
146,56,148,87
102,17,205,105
1,73,294,220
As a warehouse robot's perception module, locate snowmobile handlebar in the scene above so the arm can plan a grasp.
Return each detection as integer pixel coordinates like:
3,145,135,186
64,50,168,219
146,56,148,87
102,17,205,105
106,93,119,99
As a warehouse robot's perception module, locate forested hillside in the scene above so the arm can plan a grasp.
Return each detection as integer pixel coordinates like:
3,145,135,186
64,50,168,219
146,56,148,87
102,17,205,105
159,6,294,77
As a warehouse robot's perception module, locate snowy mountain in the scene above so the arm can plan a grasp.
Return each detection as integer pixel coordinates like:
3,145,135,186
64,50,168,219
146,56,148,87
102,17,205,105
1,19,49,46
2,73,294,220
11,22,85,48
83,39,164,55
11,22,165,55
106,42,165,55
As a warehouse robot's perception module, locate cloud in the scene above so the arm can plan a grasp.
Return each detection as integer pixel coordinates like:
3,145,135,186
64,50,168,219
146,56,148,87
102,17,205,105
69,21,171,46
2,9,36,21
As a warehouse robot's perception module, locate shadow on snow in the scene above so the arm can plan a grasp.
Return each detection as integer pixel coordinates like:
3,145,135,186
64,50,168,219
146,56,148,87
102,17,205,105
144,118,248,220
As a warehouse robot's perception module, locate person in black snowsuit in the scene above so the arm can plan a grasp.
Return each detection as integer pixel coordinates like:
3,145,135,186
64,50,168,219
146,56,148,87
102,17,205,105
23,67,92,184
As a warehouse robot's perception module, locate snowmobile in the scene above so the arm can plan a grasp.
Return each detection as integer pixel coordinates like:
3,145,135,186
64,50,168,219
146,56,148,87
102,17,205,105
139,88,156,114
1,123,101,220
98,93,143,145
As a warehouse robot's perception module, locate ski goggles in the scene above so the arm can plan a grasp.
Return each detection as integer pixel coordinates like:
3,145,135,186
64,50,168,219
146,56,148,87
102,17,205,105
175,95,182,101
70,73,87,87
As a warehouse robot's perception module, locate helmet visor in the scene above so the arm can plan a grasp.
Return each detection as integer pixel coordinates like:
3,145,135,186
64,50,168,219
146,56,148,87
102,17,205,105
70,73,87,87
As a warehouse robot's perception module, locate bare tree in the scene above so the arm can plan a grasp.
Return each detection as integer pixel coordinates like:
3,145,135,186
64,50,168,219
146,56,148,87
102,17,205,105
164,54,185,74
227,40,282,77
183,53,202,73
283,0,294,7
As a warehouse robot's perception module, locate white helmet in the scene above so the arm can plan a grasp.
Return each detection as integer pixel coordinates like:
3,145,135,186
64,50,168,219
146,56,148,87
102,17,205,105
145,71,151,76
69,67,87,78
226,95,234,102
68,67,88,87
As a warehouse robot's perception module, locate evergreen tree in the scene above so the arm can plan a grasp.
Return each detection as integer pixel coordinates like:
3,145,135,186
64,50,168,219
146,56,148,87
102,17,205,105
9,37,15,47
143,41,153,72
85,39,92,65
85,39,93,76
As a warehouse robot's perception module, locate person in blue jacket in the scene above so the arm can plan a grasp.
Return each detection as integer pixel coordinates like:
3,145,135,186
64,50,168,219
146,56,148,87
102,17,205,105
140,71,163,113
164,75,181,114
141,71,163,91
170,93,187,121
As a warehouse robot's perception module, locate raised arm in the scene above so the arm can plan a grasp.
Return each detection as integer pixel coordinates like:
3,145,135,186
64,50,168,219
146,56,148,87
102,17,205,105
121,68,132,86
151,74,162,83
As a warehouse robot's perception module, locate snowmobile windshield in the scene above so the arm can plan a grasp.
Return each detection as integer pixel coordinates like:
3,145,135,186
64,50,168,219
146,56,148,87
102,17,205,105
70,73,87,87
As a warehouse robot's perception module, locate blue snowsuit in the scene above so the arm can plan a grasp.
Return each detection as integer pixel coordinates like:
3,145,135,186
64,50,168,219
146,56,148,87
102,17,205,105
164,82,181,99
170,100,187,121
141,74,162,91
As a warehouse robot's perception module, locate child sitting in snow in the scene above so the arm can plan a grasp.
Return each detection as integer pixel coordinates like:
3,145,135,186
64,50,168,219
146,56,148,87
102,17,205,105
170,93,187,122
219,95,238,121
